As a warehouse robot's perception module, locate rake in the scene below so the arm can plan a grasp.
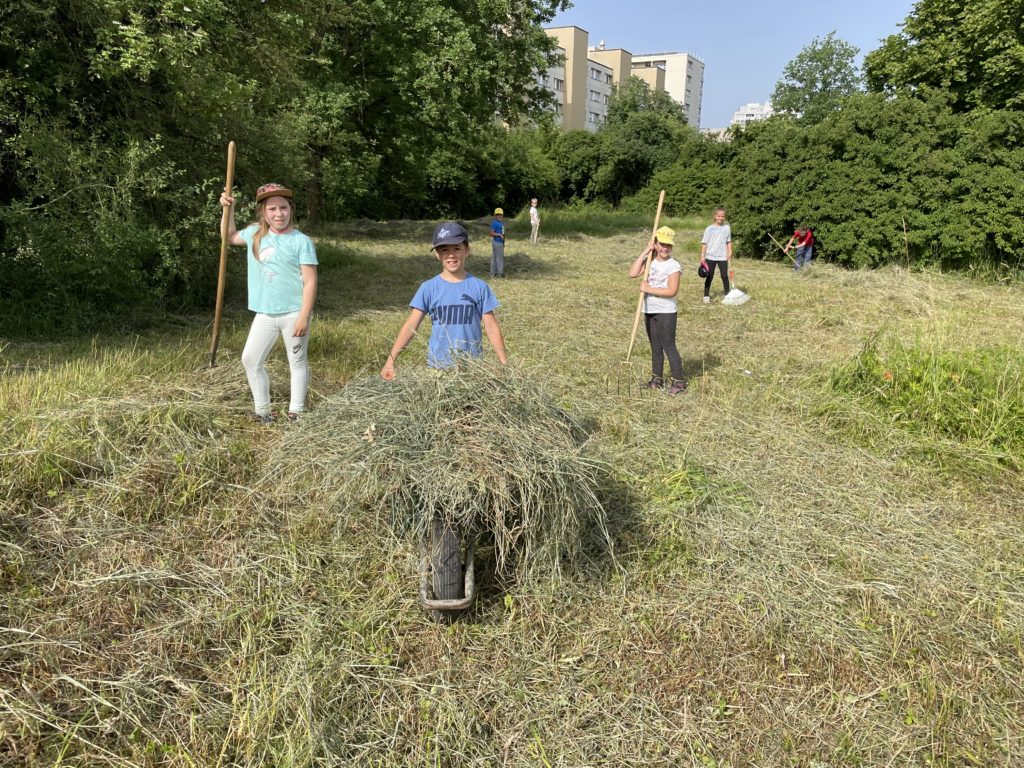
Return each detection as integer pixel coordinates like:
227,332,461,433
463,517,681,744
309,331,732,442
722,259,751,306
209,140,236,367
767,232,799,266
613,190,666,394
624,190,666,362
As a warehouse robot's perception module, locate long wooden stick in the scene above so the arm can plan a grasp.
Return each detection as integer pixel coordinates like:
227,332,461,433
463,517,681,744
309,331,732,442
625,189,666,363
767,232,798,265
901,216,910,265
209,141,236,368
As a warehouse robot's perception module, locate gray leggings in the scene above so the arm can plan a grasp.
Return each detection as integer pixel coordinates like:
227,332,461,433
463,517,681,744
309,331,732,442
644,312,683,381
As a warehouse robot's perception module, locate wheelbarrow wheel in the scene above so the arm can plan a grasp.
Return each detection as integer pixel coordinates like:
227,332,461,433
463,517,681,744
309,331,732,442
430,518,464,622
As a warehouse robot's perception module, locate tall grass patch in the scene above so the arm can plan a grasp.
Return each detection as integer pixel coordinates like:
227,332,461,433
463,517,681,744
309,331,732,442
515,207,703,240
830,329,1024,470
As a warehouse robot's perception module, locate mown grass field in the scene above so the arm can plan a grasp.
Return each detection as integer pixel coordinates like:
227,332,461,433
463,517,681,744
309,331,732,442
2,211,1023,766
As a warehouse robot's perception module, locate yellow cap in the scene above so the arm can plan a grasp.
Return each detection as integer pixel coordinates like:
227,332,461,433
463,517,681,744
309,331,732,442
494,208,504,215
655,225,675,245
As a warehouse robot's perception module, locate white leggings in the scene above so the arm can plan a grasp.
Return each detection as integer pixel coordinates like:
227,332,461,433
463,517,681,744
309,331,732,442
241,311,310,415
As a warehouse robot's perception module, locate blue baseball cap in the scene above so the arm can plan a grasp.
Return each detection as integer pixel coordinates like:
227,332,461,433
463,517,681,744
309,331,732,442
432,221,469,247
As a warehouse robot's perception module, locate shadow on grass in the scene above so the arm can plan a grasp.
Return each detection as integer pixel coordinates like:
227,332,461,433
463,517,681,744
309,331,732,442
684,353,722,380
499,251,560,280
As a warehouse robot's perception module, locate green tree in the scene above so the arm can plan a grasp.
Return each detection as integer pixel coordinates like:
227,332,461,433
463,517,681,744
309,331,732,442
864,0,1024,112
0,0,571,332
623,128,735,216
298,0,570,220
586,77,689,205
606,76,688,125
553,130,603,202
771,31,862,124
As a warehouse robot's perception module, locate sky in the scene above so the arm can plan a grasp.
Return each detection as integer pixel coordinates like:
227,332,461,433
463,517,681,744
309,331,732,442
548,0,917,129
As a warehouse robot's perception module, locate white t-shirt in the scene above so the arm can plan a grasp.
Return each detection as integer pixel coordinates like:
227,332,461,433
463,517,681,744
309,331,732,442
644,257,681,313
529,205,539,224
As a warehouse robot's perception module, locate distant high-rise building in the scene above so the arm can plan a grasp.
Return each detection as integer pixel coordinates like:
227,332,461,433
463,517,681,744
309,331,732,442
730,101,774,127
546,26,612,132
542,27,703,131
630,52,705,128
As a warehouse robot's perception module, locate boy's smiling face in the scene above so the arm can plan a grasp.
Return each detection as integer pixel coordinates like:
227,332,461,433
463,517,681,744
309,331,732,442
435,241,469,278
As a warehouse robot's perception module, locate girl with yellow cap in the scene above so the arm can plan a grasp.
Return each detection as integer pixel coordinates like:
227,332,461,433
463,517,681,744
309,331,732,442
628,225,687,394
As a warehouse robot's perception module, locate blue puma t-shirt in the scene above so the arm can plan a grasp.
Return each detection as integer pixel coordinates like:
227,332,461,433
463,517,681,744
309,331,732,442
410,273,500,368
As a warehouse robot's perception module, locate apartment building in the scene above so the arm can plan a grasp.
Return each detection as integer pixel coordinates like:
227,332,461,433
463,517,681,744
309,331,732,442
630,52,704,128
546,26,612,132
543,26,704,131
730,101,773,127
536,46,567,126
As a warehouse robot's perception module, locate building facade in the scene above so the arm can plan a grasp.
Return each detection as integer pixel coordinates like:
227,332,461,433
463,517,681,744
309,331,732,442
536,46,567,126
630,52,704,129
730,101,773,127
543,26,704,132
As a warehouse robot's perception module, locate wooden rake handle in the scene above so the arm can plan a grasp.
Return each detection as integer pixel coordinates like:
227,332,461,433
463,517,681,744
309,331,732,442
767,232,797,265
625,189,666,363
209,140,236,368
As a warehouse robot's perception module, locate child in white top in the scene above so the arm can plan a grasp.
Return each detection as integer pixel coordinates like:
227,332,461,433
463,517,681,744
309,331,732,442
628,226,687,394
700,206,732,302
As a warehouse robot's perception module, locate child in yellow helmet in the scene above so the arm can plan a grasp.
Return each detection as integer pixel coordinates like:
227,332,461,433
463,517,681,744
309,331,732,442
628,225,687,394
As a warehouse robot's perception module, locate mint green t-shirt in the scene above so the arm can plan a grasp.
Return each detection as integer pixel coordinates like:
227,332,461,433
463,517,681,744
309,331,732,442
239,225,318,314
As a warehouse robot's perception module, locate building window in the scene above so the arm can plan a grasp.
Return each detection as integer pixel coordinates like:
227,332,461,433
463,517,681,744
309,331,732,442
605,73,613,84
587,111,597,123
554,78,564,92
590,89,601,102
554,103,562,115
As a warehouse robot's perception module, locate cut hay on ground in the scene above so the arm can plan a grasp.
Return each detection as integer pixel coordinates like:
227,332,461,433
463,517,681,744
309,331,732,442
269,364,611,580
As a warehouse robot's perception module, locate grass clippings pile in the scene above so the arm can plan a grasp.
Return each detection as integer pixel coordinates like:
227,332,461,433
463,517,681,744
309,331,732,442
270,364,611,580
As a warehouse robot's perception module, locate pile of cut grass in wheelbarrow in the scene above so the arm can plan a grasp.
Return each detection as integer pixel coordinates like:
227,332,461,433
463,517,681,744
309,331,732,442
269,364,611,580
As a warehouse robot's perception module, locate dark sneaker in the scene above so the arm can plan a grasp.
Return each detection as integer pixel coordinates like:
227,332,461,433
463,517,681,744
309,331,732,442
250,412,275,424
286,411,301,422
645,376,664,389
668,379,688,395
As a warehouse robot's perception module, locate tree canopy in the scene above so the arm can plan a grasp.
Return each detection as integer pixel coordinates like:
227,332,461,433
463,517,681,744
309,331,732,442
0,0,569,332
771,32,862,124
864,0,1024,112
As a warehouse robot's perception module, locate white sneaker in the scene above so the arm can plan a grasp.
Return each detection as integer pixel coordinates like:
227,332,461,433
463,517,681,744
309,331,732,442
703,296,710,304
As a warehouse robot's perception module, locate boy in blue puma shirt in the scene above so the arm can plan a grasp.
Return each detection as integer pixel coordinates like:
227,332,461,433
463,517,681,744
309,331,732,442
381,222,508,379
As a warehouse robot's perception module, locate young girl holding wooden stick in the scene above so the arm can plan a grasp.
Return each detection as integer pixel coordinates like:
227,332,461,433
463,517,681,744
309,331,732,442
219,183,318,423
628,226,687,394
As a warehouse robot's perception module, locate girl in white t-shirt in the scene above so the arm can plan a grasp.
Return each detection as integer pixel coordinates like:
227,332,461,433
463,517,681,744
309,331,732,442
628,226,687,394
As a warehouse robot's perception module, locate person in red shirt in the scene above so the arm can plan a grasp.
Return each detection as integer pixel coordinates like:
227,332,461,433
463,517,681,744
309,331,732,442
784,225,814,270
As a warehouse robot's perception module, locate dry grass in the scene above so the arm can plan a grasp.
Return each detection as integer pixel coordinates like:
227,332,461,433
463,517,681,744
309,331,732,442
2,223,1023,766
266,365,612,581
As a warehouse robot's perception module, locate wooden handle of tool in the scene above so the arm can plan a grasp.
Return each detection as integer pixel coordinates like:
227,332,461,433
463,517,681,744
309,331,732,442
768,232,797,264
209,141,236,367
625,190,666,363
